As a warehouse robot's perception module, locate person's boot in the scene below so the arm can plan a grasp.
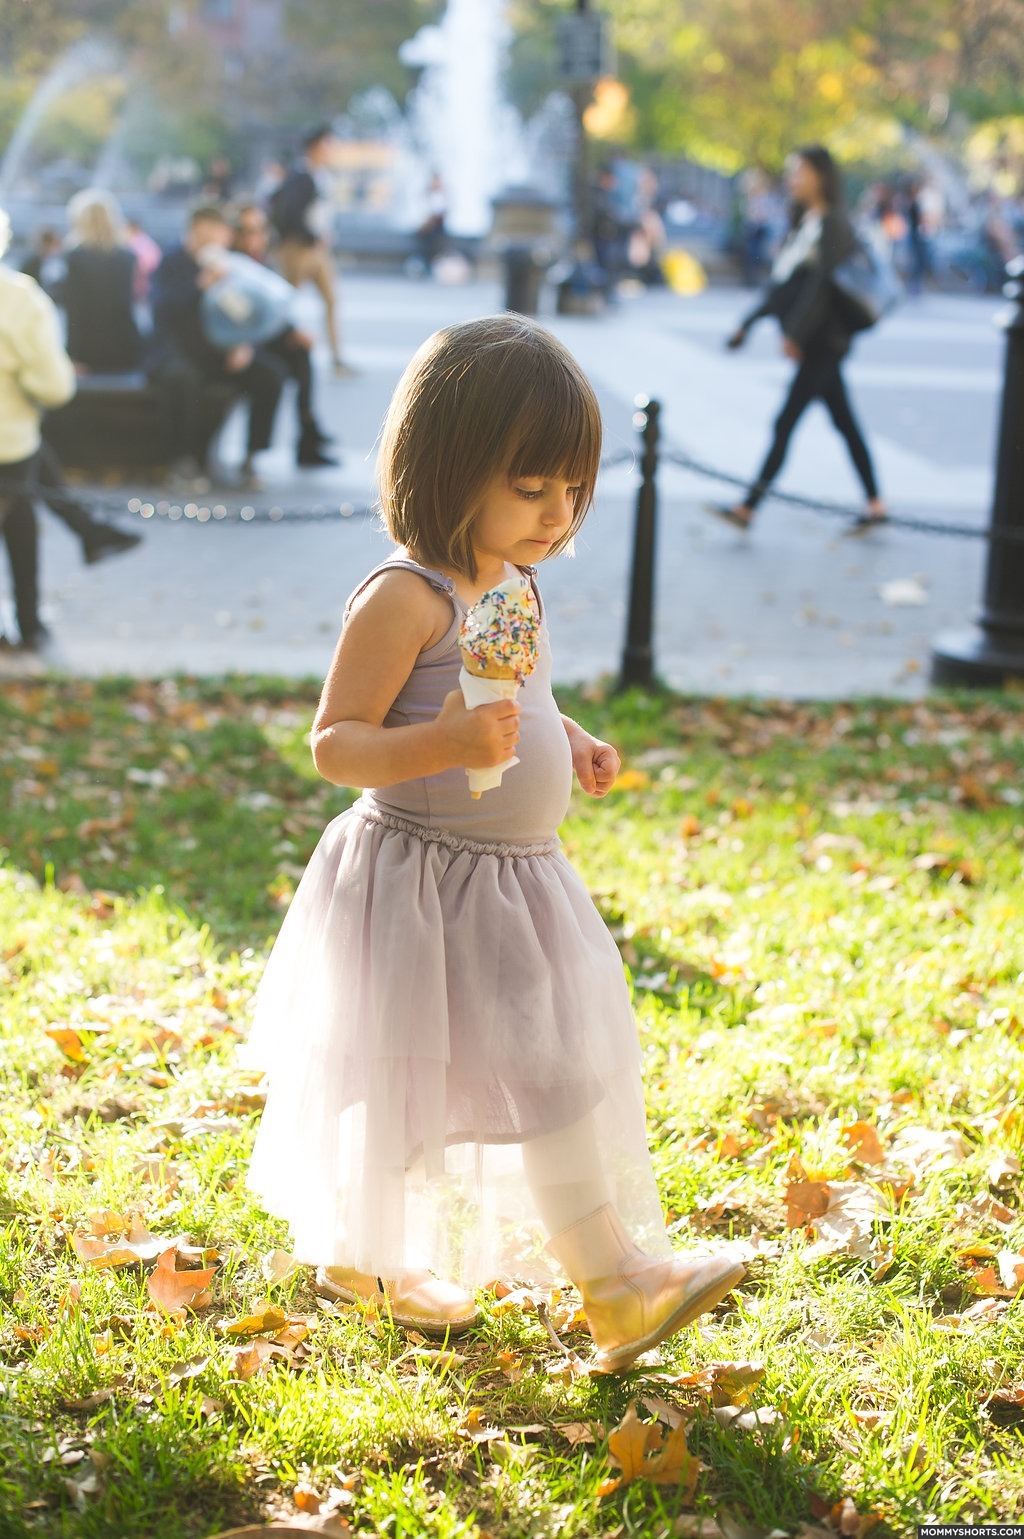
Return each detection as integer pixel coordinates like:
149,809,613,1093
296,432,339,468
82,524,143,565
300,416,336,447
547,1204,745,1373
315,1266,480,1338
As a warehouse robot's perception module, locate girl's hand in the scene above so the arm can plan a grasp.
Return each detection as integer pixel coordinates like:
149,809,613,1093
434,689,521,769
570,732,620,797
782,336,803,362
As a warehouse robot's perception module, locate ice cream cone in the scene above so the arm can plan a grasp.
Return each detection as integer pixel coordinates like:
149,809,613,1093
457,576,540,798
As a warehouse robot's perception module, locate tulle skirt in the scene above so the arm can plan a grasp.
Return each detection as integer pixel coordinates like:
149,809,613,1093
242,799,671,1284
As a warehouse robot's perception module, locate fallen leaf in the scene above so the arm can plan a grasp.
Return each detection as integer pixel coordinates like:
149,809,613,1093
44,1027,87,1063
607,1401,701,1494
229,1338,279,1381
147,1249,215,1313
261,1249,301,1285
218,1303,287,1337
841,1122,886,1165
558,1421,597,1447
889,1126,966,1177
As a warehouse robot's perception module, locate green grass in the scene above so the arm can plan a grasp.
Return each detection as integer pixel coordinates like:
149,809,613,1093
1,676,1023,1537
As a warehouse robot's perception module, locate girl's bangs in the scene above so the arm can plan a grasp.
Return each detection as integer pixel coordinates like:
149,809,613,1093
505,371,602,497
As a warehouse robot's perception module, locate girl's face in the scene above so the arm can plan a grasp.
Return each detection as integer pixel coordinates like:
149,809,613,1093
785,155,822,208
471,471,580,572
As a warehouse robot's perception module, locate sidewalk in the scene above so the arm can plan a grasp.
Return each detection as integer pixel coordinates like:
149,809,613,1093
3,275,1002,698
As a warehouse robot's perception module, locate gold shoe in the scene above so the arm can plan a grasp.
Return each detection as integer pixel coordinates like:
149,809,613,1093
314,1265,480,1338
548,1204,745,1374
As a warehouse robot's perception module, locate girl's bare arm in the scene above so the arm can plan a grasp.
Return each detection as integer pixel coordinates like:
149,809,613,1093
312,572,520,788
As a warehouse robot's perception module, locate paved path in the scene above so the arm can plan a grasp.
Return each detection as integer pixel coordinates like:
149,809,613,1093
4,274,1007,697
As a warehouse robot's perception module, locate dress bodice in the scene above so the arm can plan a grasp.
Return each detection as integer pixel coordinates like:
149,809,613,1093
345,557,573,845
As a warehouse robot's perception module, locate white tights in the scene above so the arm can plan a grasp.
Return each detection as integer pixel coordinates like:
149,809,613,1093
520,1113,613,1237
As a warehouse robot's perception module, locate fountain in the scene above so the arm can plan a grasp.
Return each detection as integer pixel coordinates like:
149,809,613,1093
0,36,122,200
399,0,531,238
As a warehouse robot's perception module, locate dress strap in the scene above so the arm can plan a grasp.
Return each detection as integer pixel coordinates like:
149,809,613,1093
344,557,458,620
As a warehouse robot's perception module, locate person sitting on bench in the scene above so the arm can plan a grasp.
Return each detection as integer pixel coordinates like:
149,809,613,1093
231,202,337,468
148,204,286,493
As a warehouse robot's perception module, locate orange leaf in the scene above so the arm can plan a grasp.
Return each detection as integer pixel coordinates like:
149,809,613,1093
147,1249,215,1313
218,1303,287,1337
607,1401,699,1493
784,1180,832,1228
608,1402,663,1481
229,1338,278,1381
841,1121,886,1165
44,1027,87,1064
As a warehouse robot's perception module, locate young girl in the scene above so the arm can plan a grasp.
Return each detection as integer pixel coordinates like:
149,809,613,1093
244,315,744,1372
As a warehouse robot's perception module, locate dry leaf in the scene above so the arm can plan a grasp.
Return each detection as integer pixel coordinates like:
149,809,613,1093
607,1401,701,1494
229,1338,279,1381
841,1122,886,1165
218,1303,287,1337
787,1182,888,1261
889,1126,966,1176
261,1249,301,1285
44,1027,87,1063
558,1422,597,1446
147,1248,215,1313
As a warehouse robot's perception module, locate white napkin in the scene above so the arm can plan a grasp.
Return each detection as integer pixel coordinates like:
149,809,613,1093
458,668,520,797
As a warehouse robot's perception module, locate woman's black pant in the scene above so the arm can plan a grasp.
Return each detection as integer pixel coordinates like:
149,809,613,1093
746,347,879,510
0,453,41,641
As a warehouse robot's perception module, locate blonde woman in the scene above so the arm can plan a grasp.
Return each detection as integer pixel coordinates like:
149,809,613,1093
64,189,142,375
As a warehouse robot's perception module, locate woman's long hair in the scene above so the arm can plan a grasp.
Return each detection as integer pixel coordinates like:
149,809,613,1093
788,144,845,229
66,188,126,251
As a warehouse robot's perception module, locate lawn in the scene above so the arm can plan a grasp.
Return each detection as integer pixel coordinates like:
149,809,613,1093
1,676,1022,1539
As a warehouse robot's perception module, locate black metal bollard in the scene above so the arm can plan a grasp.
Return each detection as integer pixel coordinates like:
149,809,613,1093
502,246,545,316
932,258,1024,686
617,397,660,690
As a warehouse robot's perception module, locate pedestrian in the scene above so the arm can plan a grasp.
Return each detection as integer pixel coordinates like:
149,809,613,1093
710,144,887,533
125,218,162,305
0,205,75,651
23,193,143,565
242,315,745,1368
269,124,355,377
148,204,286,492
413,173,447,273
231,202,338,467
905,180,933,296
63,189,143,374
19,227,67,298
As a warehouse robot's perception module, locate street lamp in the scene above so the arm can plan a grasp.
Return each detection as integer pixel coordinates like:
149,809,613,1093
555,0,612,248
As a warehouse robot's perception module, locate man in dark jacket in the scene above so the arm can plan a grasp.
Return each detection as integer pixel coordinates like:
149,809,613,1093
148,204,286,491
270,124,354,376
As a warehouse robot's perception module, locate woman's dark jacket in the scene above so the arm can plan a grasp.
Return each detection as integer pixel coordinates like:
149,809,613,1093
63,245,142,374
743,210,858,356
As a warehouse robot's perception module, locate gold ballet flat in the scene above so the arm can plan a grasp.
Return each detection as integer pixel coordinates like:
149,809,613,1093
314,1265,480,1338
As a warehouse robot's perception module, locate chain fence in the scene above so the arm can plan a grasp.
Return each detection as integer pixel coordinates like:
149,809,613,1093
0,434,1017,541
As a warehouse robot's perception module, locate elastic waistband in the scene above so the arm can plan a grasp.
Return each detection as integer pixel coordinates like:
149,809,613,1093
354,799,560,859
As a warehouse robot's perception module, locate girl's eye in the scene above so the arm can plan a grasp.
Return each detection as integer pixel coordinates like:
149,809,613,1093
515,487,544,500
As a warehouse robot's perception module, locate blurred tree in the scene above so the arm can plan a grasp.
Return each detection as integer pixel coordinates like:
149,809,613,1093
278,0,440,125
507,0,1024,171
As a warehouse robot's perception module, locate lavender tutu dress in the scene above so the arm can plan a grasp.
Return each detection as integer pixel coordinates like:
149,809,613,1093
243,557,671,1285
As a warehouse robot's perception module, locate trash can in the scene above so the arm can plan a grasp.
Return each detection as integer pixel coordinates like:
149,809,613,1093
490,189,563,318
503,245,546,315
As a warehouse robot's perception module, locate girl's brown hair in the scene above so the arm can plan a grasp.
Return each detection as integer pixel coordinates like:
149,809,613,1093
378,315,602,578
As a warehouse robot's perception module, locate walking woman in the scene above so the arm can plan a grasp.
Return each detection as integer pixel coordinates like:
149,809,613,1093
710,144,886,532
